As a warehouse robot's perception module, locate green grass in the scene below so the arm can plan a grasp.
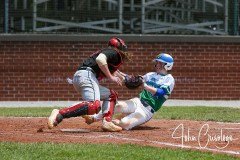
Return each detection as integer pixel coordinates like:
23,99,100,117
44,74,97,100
1,106,240,123
0,107,55,117
0,107,239,159
0,142,238,160
154,106,240,123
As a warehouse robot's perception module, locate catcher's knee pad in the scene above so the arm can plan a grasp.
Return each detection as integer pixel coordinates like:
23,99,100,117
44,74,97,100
109,89,118,101
88,100,101,115
59,100,100,118
102,89,118,122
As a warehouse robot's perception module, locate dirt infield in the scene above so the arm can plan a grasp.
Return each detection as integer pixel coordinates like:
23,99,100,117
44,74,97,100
0,117,239,157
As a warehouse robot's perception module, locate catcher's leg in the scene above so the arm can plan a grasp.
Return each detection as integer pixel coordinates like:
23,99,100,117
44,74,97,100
83,85,115,124
82,85,109,124
82,86,122,131
48,100,101,129
85,100,132,126
48,69,101,129
102,89,118,121
73,70,101,102
101,89,123,131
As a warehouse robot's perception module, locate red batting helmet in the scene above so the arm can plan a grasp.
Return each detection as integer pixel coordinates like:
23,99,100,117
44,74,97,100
108,37,127,52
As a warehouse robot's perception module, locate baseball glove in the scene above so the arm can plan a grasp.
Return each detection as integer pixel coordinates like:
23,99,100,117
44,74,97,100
124,75,143,89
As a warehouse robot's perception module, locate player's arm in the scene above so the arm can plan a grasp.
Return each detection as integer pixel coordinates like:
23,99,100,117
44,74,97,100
143,72,167,96
96,53,122,85
144,84,157,95
113,70,126,81
96,53,111,78
144,84,167,97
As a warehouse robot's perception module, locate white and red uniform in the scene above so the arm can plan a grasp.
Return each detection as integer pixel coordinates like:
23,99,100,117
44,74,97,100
48,37,128,131
57,48,123,122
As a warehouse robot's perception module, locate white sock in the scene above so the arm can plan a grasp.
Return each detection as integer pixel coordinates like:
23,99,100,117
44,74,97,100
92,113,103,121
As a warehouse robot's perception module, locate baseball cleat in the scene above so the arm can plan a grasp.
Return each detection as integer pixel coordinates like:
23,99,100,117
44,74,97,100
48,109,60,129
82,115,95,125
112,119,121,126
102,118,122,132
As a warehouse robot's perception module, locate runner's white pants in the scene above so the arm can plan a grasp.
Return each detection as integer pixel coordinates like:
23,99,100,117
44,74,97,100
114,97,154,130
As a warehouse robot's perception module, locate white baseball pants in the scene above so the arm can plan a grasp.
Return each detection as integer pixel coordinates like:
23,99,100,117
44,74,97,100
114,97,154,130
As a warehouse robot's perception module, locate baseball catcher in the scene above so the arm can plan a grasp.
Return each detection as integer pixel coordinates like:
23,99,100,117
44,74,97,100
48,37,132,132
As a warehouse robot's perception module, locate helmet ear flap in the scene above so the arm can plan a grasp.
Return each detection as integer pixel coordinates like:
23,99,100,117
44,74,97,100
116,38,125,51
163,62,173,70
115,37,127,51
115,38,122,49
108,37,127,52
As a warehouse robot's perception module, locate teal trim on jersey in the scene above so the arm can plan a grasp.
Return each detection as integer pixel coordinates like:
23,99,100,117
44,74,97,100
139,89,166,112
146,81,160,88
161,85,171,95
140,72,174,112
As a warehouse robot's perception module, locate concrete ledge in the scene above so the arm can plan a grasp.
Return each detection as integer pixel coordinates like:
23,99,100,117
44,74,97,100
164,100,240,108
0,100,239,108
0,101,77,108
1,34,240,43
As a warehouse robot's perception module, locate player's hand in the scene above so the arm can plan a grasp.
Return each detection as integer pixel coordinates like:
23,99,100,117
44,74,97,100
110,76,122,86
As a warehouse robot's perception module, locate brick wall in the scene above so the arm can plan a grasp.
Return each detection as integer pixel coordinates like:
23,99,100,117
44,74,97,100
0,35,240,101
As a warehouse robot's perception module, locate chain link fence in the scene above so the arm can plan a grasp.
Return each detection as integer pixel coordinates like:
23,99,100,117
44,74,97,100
1,0,239,35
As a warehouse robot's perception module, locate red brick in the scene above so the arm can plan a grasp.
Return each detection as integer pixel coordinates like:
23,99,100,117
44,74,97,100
1,41,240,100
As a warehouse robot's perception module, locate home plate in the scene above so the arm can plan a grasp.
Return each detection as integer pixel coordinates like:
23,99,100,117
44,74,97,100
60,128,90,133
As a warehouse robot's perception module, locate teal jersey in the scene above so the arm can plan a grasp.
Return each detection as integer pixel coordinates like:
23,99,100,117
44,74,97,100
139,72,175,112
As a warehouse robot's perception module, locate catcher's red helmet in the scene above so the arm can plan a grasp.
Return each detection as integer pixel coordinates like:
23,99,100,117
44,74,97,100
108,37,127,52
